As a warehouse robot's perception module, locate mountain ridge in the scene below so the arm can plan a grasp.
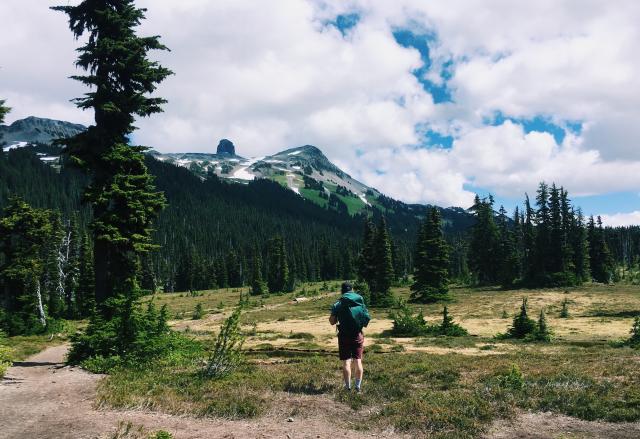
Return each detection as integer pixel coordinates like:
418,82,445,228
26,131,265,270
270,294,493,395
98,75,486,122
1,116,472,224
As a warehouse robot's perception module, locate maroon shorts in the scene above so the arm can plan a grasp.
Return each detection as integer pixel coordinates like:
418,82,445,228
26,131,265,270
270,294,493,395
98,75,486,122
338,332,364,360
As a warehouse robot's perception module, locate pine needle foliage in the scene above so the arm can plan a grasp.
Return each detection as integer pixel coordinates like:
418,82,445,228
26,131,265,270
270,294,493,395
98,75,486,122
533,309,552,342
507,298,537,339
204,305,245,379
629,316,640,348
439,306,468,336
51,0,170,307
410,207,450,303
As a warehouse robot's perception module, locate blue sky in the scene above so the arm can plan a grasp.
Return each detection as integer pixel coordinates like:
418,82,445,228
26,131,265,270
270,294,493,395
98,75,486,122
1,0,639,225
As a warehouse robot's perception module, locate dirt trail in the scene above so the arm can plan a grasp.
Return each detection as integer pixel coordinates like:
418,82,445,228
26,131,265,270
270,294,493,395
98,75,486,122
0,345,390,438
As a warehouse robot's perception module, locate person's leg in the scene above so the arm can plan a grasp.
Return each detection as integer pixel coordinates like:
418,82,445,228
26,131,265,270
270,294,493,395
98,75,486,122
354,359,363,391
342,359,352,389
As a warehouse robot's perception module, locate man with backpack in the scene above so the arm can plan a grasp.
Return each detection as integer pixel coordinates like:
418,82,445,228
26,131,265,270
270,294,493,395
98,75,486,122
329,281,371,392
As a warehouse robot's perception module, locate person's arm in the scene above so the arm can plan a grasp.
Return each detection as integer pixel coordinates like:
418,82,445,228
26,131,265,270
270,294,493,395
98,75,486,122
329,314,337,325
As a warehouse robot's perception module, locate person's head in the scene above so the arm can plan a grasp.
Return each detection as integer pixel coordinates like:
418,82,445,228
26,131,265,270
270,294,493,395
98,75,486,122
341,281,353,294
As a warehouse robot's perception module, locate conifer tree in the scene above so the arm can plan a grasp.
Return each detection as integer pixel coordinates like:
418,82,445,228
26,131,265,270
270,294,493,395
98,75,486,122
571,209,590,283
0,99,9,125
43,211,65,319
64,215,81,318
588,216,614,283
497,205,519,287
371,218,394,306
469,195,500,284
250,246,266,296
357,218,377,292
76,231,95,317
533,182,551,280
410,208,450,303
507,298,536,339
0,197,52,334
522,194,536,281
52,0,171,311
267,236,289,293
226,250,242,288
534,309,552,342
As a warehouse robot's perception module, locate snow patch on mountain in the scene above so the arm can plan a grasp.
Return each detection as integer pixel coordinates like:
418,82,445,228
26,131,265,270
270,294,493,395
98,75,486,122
288,150,302,156
232,156,264,181
2,141,29,152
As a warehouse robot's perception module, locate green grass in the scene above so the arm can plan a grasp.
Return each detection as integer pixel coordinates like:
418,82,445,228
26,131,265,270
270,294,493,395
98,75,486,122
334,192,366,216
299,187,328,208
95,284,640,437
97,342,640,437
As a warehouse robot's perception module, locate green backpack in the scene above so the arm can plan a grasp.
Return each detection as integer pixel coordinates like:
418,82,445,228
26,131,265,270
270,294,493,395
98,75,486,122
337,292,371,336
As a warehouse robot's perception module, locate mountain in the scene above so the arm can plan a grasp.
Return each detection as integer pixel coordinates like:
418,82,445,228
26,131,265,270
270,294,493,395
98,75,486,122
1,117,475,228
0,116,86,148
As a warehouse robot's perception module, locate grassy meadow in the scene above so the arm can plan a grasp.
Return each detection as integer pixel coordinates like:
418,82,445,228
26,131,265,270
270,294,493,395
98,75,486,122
88,282,640,438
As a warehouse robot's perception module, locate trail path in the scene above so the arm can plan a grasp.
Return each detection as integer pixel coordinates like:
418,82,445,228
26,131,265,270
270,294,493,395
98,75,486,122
0,345,389,439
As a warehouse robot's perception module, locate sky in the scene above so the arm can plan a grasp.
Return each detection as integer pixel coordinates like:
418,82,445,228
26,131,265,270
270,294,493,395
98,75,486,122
1,0,639,225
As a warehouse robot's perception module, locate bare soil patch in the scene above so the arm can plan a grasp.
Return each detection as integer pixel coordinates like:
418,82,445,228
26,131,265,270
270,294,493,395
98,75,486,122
485,411,640,439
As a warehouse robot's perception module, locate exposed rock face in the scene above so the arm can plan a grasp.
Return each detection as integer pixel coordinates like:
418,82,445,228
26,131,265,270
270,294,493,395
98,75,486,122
0,116,86,145
216,139,235,155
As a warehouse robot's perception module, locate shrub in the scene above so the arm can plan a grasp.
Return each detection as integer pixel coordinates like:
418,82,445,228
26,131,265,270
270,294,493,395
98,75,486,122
390,305,432,337
439,306,468,337
629,316,640,348
495,364,525,390
560,299,570,318
204,305,245,378
192,303,205,320
353,279,371,306
67,297,172,372
0,330,12,378
506,298,537,339
532,309,552,342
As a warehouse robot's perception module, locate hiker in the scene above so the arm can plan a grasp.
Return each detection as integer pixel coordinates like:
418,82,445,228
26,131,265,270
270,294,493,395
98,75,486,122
329,281,370,392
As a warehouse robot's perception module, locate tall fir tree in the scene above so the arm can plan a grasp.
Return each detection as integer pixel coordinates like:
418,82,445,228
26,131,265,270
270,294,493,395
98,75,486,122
52,0,171,313
267,236,289,293
249,245,266,295
357,218,377,292
571,209,590,282
497,205,519,287
53,0,171,362
410,207,451,303
371,218,394,306
588,216,614,283
0,197,52,334
469,195,500,284
76,231,95,317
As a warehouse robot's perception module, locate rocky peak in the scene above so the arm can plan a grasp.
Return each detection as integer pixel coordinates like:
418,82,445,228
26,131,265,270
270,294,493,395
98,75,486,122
216,139,235,155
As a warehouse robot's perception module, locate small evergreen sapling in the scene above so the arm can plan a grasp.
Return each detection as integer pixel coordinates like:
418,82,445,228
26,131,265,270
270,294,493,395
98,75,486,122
629,316,640,348
507,298,537,339
439,306,468,336
192,303,205,320
533,309,552,342
560,299,570,318
390,304,430,337
204,305,245,378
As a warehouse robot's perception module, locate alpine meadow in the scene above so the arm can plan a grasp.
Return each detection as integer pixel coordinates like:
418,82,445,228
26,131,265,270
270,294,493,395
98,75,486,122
1,1,640,438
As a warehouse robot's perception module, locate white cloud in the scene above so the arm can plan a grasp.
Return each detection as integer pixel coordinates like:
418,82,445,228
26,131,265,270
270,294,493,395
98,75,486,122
600,211,640,227
2,0,640,212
